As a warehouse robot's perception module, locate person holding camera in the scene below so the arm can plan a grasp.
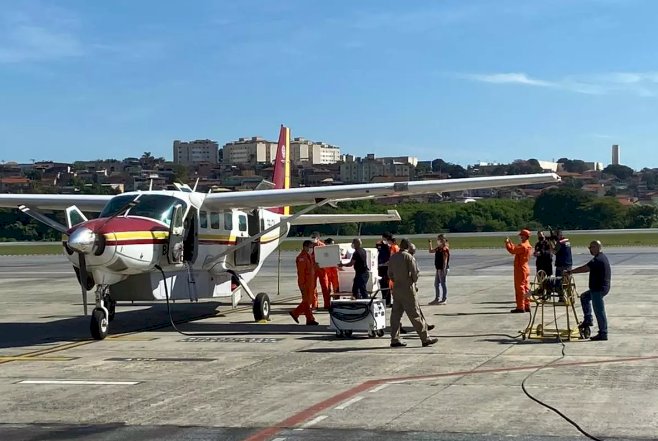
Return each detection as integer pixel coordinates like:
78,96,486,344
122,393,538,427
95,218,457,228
428,234,450,305
553,229,572,277
505,229,533,313
534,231,553,277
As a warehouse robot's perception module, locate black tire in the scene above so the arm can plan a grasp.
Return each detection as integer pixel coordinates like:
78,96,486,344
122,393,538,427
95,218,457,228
107,300,116,322
253,292,271,322
90,308,108,340
376,329,385,337
344,330,353,337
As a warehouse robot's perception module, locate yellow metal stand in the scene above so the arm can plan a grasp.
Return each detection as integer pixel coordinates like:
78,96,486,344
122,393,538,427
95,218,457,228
522,271,588,341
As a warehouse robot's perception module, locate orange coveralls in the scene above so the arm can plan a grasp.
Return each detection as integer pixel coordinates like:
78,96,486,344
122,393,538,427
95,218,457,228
313,240,331,309
505,240,532,310
292,250,316,323
388,243,400,294
326,267,340,295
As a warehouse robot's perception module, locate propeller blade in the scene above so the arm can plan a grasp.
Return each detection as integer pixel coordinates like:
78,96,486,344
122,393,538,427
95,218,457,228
18,205,68,233
79,253,89,316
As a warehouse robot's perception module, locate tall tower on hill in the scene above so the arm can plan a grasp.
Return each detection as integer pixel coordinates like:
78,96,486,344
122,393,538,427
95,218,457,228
612,144,620,165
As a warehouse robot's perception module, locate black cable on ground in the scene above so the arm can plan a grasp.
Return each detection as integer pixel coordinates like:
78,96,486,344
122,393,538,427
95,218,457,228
519,290,604,441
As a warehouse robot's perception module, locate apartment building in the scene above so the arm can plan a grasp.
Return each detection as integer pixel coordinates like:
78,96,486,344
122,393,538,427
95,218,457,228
173,139,219,165
339,154,415,183
289,137,341,164
222,137,278,165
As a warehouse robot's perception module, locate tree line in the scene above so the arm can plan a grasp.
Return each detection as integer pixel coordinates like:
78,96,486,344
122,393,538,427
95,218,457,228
2,188,657,242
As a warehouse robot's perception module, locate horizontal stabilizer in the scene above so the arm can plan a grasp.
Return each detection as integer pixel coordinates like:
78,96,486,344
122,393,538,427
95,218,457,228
286,210,401,225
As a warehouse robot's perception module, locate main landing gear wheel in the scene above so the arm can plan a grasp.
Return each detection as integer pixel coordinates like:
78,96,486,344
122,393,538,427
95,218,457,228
376,329,385,337
253,292,271,322
90,308,108,340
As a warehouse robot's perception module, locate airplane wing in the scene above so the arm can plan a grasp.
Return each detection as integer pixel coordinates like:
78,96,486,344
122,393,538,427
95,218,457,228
287,210,401,225
0,194,113,211
201,173,560,211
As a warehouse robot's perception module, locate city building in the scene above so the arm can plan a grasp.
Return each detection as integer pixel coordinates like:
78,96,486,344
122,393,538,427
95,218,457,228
222,137,277,165
289,137,341,164
612,144,620,165
173,140,219,165
339,154,414,183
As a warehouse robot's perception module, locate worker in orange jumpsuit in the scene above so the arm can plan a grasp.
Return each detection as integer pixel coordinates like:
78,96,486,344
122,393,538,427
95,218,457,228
505,229,533,313
323,238,340,296
311,232,331,309
388,237,400,295
290,240,319,325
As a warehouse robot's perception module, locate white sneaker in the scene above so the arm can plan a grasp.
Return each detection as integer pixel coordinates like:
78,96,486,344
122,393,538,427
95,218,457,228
437,300,447,305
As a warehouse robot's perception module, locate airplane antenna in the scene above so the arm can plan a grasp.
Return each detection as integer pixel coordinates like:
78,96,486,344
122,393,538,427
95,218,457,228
193,178,199,192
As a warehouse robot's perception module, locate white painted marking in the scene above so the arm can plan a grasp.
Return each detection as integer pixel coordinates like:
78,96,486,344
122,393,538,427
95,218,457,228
334,396,364,410
296,415,327,429
19,380,139,385
370,383,390,393
271,438,287,441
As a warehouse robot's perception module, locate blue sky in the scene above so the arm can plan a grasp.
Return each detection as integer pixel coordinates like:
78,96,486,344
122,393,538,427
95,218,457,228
1,0,657,169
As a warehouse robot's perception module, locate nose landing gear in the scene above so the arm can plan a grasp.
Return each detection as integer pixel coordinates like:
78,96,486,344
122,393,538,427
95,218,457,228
90,285,114,340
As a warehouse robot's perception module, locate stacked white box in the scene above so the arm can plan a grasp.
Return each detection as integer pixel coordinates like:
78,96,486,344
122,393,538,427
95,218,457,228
336,244,380,293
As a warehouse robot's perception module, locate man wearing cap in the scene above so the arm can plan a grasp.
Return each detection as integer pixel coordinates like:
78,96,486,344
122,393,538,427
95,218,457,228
505,229,533,313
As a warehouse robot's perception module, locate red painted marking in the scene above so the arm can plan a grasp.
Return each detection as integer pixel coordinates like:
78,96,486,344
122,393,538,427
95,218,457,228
241,354,658,441
106,239,168,246
198,240,236,245
68,217,168,235
242,380,379,441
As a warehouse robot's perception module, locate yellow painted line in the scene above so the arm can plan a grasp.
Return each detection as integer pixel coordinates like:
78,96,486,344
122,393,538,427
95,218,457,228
0,295,300,365
107,335,159,341
106,231,169,240
0,356,75,362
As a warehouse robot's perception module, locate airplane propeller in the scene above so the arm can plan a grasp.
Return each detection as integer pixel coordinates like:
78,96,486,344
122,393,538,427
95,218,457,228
19,205,95,315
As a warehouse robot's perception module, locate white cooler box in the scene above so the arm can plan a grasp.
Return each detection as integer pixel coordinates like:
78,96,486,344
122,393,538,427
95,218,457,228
328,299,386,338
336,244,380,295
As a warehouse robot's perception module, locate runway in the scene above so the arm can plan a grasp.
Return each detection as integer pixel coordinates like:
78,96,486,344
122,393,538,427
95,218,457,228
0,248,657,441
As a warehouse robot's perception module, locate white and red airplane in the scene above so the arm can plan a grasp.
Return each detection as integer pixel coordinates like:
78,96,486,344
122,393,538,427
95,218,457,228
0,126,560,339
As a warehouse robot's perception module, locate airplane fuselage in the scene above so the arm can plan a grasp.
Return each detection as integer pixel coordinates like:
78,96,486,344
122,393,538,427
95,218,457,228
63,190,288,302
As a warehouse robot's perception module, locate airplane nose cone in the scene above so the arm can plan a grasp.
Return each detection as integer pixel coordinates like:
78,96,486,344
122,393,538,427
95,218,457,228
68,227,96,254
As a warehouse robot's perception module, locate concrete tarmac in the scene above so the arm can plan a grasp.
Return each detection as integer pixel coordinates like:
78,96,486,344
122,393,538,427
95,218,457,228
0,246,657,441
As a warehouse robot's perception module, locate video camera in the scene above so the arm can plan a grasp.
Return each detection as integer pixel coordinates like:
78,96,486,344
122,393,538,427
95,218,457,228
547,226,559,241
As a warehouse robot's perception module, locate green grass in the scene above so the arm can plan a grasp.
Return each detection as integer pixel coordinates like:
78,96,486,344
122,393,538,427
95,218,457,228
2,232,657,256
0,243,64,255
280,232,658,251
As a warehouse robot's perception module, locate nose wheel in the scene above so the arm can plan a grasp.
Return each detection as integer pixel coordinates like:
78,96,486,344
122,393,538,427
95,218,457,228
90,308,108,340
90,285,113,340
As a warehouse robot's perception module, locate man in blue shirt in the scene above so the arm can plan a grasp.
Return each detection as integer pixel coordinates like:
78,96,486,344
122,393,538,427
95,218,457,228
565,240,611,341
553,229,572,277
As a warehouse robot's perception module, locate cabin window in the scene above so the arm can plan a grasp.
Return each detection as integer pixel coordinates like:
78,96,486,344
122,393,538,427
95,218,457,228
200,211,208,229
224,213,233,230
238,214,247,232
210,212,220,229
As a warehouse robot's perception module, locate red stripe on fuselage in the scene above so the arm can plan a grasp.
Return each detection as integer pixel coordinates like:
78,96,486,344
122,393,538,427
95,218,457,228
68,217,169,235
106,239,169,246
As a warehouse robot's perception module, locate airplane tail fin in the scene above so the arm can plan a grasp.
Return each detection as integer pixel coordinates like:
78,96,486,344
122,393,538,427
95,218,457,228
270,125,291,215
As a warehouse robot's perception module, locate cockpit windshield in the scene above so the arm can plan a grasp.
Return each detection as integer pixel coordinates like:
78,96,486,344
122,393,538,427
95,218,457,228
99,194,187,227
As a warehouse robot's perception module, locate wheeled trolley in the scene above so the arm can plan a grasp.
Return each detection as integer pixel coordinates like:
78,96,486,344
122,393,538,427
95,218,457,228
522,271,588,341
328,298,386,338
